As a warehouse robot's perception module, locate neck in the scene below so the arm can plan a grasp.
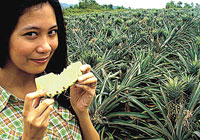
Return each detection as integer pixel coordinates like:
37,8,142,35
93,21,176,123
0,64,37,100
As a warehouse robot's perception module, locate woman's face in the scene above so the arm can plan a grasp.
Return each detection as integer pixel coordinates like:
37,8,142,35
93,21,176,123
8,2,58,74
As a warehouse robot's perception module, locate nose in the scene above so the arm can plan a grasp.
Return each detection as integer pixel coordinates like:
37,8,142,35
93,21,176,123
36,37,52,54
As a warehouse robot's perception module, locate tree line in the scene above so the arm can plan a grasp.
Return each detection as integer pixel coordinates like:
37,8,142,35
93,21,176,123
66,0,200,9
166,1,200,9
68,0,127,10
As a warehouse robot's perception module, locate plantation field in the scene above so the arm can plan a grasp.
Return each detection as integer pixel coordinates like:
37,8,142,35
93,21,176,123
65,8,200,140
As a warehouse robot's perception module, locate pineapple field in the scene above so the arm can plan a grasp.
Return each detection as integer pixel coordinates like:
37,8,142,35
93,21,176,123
65,8,200,140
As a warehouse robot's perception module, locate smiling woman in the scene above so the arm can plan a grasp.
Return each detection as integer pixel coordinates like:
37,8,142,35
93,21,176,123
9,3,58,75
0,0,99,140
1,1,67,74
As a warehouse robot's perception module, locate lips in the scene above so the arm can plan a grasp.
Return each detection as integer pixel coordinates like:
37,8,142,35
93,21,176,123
31,57,49,64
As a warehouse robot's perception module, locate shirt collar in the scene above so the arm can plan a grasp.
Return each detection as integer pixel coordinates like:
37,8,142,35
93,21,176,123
0,86,11,112
0,86,24,112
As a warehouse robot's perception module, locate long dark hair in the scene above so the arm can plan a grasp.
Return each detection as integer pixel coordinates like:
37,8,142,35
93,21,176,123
0,0,71,109
0,0,68,74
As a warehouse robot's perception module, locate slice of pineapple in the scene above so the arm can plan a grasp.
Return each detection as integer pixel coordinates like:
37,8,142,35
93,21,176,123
35,61,82,98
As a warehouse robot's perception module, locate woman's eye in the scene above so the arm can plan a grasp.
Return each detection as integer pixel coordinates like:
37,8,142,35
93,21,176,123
23,32,38,39
48,29,57,36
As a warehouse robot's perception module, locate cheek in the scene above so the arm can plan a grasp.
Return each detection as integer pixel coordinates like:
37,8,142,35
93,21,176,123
9,38,28,57
9,39,33,58
51,37,58,51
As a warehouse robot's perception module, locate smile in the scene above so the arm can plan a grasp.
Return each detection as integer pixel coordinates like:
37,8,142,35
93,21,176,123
31,57,49,64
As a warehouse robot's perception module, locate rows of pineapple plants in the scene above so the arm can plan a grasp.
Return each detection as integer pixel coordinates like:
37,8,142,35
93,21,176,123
65,8,200,140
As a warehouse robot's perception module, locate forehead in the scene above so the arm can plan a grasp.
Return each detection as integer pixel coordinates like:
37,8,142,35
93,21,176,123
24,2,44,12
16,2,57,29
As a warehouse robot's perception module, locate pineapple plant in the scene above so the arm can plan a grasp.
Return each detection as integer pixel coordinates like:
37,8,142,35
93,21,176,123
64,7,200,140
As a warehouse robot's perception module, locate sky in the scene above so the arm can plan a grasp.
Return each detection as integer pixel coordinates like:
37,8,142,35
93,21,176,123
59,0,200,9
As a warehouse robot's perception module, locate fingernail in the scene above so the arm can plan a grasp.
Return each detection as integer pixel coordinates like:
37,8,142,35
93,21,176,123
75,83,81,87
78,77,83,81
47,99,54,104
80,66,84,71
50,98,54,102
42,89,47,92
37,89,43,94
38,89,44,93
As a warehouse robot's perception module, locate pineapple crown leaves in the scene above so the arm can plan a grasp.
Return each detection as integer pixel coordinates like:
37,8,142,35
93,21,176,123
178,52,200,75
196,36,200,45
165,76,186,89
163,76,187,99
192,54,200,67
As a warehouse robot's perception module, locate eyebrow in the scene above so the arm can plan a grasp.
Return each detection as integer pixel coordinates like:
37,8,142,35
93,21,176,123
22,25,58,31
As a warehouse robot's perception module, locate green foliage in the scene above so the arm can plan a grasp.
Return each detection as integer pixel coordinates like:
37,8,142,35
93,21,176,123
79,0,101,9
65,7,200,140
163,76,186,100
166,0,198,9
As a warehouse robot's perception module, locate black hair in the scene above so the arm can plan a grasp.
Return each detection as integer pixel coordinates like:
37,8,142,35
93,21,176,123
0,0,71,110
0,0,68,74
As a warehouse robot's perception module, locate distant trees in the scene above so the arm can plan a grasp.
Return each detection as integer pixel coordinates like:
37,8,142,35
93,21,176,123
166,1,176,9
65,0,125,10
177,1,183,8
166,0,200,9
79,0,101,9
117,6,125,9
102,4,113,9
108,4,113,9
65,0,200,10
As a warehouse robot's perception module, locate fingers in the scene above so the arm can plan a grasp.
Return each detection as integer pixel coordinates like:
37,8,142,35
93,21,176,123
78,72,94,82
32,97,41,108
35,98,54,118
24,89,47,111
77,77,97,86
77,64,97,90
77,72,97,88
38,104,54,126
22,90,54,139
80,64,91,74
23,90,54,119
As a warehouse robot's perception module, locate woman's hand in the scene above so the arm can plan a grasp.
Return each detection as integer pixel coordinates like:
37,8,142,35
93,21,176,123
22,90,54,140
70,64,97,116
69,64,100,140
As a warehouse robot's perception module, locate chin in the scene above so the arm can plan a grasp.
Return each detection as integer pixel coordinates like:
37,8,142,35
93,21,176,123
26,67,46,75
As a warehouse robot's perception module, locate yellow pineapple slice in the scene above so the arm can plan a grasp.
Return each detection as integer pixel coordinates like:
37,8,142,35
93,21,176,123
35,61,82,97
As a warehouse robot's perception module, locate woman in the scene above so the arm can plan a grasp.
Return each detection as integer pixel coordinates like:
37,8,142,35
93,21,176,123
0,0,100,139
